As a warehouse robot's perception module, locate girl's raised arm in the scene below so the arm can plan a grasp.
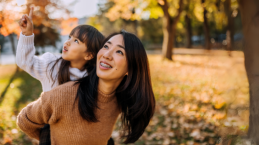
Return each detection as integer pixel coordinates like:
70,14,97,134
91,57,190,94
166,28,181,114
16,7,59,81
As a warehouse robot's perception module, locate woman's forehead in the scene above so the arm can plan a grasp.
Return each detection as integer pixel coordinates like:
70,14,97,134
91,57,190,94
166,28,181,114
107,34,124,46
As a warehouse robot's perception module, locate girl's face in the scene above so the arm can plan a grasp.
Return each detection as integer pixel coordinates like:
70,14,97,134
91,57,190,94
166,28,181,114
62,35,89,62
97,34,128,81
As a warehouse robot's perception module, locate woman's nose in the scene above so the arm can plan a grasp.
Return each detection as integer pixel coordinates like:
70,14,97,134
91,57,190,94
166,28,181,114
102,50,113,60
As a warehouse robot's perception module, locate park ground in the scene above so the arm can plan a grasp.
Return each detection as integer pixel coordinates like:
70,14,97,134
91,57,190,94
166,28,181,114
0,51,250,145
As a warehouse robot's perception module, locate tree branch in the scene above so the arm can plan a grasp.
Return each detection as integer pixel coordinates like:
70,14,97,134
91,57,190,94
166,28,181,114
158,0,170,19
174,0,184,24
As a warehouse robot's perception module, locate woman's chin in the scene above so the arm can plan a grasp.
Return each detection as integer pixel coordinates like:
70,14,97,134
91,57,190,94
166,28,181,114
96,71,112,80
96,71,106,79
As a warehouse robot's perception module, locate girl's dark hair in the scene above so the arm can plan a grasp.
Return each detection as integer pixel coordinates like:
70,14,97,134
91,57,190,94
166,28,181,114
48,25,105,86
75,30,156,143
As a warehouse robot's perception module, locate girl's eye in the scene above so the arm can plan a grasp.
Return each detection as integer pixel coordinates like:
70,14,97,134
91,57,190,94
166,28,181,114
68,36,71,39
103,45,109,49
117,50,124,55
74,39,79,43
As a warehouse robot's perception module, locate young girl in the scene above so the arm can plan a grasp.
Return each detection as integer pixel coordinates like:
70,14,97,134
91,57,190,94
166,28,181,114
17,7,105,144
17,30,156,144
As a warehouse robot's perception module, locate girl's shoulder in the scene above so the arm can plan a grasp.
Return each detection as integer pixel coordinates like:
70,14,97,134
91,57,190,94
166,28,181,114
40,52,62,71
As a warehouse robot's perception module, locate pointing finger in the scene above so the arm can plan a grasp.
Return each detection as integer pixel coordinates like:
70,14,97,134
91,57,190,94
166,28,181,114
29,7,34,19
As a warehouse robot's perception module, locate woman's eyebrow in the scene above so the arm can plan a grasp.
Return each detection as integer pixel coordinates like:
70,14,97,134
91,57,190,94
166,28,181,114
117,45,125,49
107,41,125,49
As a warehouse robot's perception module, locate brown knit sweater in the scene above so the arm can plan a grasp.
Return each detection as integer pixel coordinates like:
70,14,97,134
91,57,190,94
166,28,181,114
17,81,121,145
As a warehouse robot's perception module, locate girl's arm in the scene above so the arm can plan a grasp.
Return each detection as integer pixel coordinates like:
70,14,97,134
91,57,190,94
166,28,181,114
17,7,59,81
16,33,58,81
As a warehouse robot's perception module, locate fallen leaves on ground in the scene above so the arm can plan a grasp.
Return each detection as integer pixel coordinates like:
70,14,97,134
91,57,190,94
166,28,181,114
113,53,249,145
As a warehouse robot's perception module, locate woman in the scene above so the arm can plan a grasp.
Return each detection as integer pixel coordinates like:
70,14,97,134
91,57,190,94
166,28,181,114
17,30,156,144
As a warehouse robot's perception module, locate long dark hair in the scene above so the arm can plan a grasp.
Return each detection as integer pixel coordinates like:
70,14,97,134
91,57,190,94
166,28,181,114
48,25,105,86
75,30,156,143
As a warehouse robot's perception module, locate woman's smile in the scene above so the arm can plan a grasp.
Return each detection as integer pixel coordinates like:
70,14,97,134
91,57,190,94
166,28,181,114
99,61,112,70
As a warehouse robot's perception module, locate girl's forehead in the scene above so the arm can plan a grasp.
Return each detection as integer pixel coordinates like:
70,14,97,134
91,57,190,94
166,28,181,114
70,29,87,42
70,30,80,37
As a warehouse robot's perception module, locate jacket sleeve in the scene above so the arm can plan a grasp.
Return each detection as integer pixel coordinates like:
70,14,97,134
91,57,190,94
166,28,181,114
16,32,59,81
16,91,59,140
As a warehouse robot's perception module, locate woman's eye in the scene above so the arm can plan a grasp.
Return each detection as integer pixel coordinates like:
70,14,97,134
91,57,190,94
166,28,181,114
117,50,123,55
103,45,109,49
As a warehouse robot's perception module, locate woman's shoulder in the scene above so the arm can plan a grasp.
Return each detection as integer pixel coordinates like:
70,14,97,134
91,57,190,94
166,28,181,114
51,81,79,93
44,82,79,104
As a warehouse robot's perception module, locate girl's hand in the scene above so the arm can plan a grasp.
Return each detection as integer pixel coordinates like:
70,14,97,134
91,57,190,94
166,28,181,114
18,7,34,36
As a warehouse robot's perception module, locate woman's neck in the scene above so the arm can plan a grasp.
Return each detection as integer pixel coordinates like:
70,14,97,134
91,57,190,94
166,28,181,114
98,78,123,94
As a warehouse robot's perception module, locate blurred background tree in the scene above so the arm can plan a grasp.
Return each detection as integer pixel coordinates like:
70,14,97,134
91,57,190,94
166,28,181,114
184,0,194,48
101,0,185,60
100,0,243,60
0,0,22,71
24,0,71,54
88,0,164,48
238,0,259,144
0,0,21,56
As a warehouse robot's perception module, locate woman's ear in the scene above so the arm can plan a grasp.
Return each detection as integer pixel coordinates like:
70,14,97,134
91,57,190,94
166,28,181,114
84,53,93,61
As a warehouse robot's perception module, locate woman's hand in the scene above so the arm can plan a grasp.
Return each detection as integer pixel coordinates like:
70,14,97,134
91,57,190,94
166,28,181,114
18,7,34,36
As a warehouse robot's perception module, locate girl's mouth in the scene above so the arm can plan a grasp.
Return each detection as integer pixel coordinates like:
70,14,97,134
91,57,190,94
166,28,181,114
63,46,68,52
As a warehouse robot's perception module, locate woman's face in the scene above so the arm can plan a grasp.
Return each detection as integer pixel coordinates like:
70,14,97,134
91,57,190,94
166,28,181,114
62,34,89,62
97,34,128,81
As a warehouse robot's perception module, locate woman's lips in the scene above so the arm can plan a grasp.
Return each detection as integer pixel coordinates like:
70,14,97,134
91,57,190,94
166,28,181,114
99,61,112,70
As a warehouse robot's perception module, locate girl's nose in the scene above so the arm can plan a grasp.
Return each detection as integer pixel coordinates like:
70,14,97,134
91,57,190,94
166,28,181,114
64,40,70,46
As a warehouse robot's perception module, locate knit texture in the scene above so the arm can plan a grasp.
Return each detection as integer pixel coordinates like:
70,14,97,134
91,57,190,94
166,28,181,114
17,82,121,145
16,32,87,92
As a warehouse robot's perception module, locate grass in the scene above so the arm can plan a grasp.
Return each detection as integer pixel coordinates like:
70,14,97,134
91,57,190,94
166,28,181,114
0,65,41,145
0,53,249,145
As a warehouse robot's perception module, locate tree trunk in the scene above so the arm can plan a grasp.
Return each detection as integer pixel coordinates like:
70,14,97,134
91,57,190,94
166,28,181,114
132,8,138,36
160,0,183,60
0,45,1,65
8,34,16,56
42,47,45,54
162,16,174,60
225,0,234,56
202,0,211,50
132,20,138,36
238,0,259,144
185,14,192,48
8,33,19,71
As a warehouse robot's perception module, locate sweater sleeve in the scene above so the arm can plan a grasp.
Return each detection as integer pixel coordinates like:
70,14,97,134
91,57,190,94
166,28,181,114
16,91,59,140
16,32,59,81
